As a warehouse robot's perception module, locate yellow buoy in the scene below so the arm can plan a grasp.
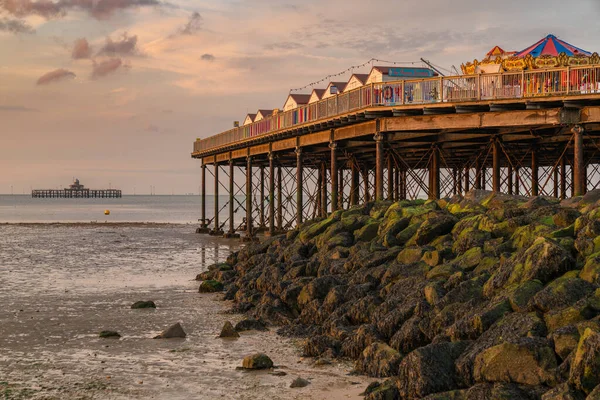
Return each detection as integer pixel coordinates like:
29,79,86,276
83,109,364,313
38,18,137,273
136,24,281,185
104,210,110,215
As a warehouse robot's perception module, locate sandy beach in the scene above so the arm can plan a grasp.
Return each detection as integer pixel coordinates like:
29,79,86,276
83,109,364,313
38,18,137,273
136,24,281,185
0,224,371,399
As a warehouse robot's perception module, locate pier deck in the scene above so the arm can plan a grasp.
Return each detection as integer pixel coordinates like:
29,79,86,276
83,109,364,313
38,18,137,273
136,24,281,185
192,65,600,237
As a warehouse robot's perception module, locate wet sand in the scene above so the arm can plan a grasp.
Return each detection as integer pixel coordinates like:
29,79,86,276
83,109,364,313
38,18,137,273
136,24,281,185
0,224,371,399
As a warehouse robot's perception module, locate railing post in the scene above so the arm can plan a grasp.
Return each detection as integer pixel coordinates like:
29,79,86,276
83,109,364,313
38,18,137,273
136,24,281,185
439,77,443,103
401,80,405,105
566,66,570,94
476,74,481,101
370,83,374,106
521,70,525,98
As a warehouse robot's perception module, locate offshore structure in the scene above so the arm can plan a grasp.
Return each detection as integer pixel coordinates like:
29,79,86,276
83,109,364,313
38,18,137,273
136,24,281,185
32,179,121,198
192,34,600,238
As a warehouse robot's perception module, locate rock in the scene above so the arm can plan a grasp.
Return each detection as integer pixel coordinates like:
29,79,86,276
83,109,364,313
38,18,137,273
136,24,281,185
529,273,596,313
363,379,400,400
242,353,273,370
541,383,586,400
99,330,121,338
463,383,533,400
397,341,469,399
397,247,425,265
234,318,267,332
484,237,574,297
506,280,544,312
587,385,600,399
355,342,403,378
473,337,558,386
199,280,224,293
354,221,381,242
219,321,240,338
580,254,600,285
154,322,186,339
552,325,581,360
569,328,600,394
290,377,310,388
130,300,156,309
414,214,457,246
303,335,340,357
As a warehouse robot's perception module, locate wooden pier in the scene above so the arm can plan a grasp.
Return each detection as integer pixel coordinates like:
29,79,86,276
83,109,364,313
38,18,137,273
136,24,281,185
32,189,122,198
192,63,600,238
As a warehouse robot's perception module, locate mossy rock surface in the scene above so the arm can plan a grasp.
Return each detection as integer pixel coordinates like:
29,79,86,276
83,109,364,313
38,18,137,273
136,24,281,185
199,280,224,293
242,353,273,370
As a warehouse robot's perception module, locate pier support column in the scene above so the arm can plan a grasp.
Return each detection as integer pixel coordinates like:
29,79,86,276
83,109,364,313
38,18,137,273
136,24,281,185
531,149,539,197
201,164,207,229
321,162,328,216
492,138,501,193
475,161,482,190
573,125,585,196
214,163,220,234
375,133,385,201
452,168,458,196
296,148,303,227
560,157,566,199
277,166,283,231
464,166,470,193
387,155,394,200
350,163,359,206
515,166,520,195
429,146,440,200
553,167,559,198
507,164,513,195
394,167,400,201
330,142,339,212
363,167,371,203
400,169,407,200
228,159,235,236
339,168,344,209
457,167,463,195
246,156,253,238
260,166,265,230
269,153,275,236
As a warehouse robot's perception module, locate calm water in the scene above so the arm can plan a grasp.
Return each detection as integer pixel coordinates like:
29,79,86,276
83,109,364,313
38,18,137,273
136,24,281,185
0,194,245,224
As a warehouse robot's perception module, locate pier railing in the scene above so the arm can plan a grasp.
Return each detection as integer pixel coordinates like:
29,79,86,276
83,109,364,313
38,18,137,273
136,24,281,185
194,65,600,154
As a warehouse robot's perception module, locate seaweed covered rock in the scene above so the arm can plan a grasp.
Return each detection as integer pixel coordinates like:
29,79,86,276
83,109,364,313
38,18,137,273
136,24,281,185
197,192,600,399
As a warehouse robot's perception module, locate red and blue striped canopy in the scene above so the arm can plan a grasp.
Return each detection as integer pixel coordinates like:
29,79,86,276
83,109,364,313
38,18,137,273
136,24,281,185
515,34,591,58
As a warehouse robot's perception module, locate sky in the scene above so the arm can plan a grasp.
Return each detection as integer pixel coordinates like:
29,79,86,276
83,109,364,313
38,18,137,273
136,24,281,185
1,0,600,195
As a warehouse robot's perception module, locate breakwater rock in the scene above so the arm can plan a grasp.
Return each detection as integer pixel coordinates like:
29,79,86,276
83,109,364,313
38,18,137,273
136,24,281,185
198,190,600,399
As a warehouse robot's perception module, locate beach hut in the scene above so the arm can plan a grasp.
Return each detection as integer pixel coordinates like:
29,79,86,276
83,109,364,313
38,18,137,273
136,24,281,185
243,113,256,126
255,109,274,122
322,82,348,100
308,88,326,104
365,66,436,84
345,73,369,91
283,94,310,111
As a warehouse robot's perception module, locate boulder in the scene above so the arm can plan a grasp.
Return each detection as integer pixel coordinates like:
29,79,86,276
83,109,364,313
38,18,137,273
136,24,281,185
363,379,400,400
242,353,273,370
199,280,224,293
355,342,403,378
234,318,267,332
154,322,186,339
541,383,586,400
131,301,156,309
551,325,581,360
414,214,458,246
354,221,381,242
506,280,544,312
473,337,558,386
529,273,596,313
397,341,469,399
463,383,534,400
290,377,310,388
219,321,240,338
580,254,600,285
569,328,600,394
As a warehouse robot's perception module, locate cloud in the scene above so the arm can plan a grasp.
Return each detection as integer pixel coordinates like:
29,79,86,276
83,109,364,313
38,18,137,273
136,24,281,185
36,69,76,85
264,41,304,51
0,105,39,112
97,33,139,56
72,37,91,59
91,58,123,78
0,0,161,20
179,11,201,35
200,53,215,62
0,16,34,33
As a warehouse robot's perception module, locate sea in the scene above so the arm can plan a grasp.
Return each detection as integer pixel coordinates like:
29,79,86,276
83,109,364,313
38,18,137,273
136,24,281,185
0,195,366,399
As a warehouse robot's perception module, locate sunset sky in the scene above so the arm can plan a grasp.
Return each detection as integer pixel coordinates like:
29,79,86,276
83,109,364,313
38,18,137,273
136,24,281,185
1,0,599,194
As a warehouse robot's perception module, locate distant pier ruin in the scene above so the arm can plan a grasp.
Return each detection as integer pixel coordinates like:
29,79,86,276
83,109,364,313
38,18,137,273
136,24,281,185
31,179,121,198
